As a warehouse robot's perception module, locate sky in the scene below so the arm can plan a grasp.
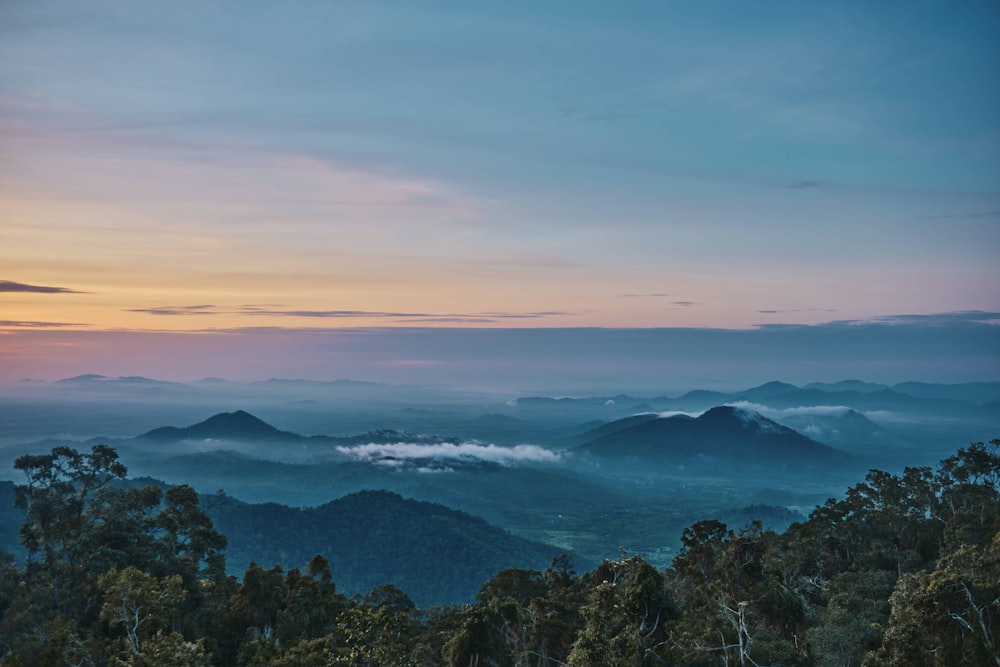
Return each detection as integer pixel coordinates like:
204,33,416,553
1,1,999,387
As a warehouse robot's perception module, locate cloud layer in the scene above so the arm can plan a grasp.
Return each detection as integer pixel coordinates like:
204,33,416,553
124,304,573,323
336,441,562,468
725,401,855,419
2,3,997,338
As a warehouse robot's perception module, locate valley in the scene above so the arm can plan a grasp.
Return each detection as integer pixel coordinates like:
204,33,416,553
2,375,996,593
1,375,997,665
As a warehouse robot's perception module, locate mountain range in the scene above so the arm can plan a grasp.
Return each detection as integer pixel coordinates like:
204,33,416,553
131,408,850,469
6,387,975,600
134,410,460,455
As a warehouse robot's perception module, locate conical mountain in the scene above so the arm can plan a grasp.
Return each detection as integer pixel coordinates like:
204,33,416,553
138,410,302,442
739,381,800,401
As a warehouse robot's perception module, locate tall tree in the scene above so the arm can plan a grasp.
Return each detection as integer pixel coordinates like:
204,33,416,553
14,445,129,618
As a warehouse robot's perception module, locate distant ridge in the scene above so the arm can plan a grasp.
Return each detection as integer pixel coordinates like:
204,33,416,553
775,408,900,452
739,381,800,401
803,380,889,394
57,373,108,382
133,411,461,447
575,405,846,465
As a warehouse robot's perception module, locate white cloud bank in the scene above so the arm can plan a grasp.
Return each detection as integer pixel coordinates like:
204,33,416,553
724,401,900,423
336,441,562,467
726,401,856,418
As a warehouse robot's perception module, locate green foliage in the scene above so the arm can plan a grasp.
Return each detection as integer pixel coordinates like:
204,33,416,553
1,439,998,667
668,520,811,664
109,631,212,667
804,570,894,666
2,445,228,666
865,535,1000,666
567,555,675,666
14,445,129,618
156,484,228,580
202,489,558,607
336,604,418,666
98,567,185,655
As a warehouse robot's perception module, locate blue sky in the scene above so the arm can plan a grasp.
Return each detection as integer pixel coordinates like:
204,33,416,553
1,1,998,384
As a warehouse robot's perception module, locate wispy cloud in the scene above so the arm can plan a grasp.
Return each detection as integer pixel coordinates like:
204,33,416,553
0,280,87,294
481,311,570,319
916,210,1000,220
125,305,572,321
727,401,855,418
822,311,1000,328
752,310,1000,331
653,410,706,418
125,305,219,316
399,317,500,324
0,319,85,328
244,309,434,318
620,293,671,298
757,308,837,315
336,441,562,467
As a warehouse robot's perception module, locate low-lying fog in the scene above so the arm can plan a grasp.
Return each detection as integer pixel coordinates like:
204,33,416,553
2,375,997,567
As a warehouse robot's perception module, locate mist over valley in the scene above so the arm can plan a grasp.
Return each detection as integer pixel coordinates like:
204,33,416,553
3,374,996,604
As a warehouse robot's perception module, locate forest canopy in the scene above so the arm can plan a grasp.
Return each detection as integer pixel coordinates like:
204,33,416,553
1,439,997,666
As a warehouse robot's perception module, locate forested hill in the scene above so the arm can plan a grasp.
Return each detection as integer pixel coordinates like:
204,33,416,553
199,489,559,606
0,478,558,608
0,440,997,666
575,405,847,466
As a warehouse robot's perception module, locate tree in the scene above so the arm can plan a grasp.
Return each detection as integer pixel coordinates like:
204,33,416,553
567,555,675,666
441,596,521,667
14,445,129,618
7,445,230,665
865,535,1000,666
111,631,212,667
669,520,810,665
276,561,348,644
937,440,1000,550
230,562,288,642
82,484,162,577
804,569,894,666
155,484,227,579
336,604,418,666
98,566,185,656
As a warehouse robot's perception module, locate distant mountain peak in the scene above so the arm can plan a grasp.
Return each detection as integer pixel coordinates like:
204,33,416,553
803,380,889,393
116,375,164,384
704,405,789,434
199,410,269,428
58,373,108,382
741,381,800,398
751,380,798,390
138,410,300,442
